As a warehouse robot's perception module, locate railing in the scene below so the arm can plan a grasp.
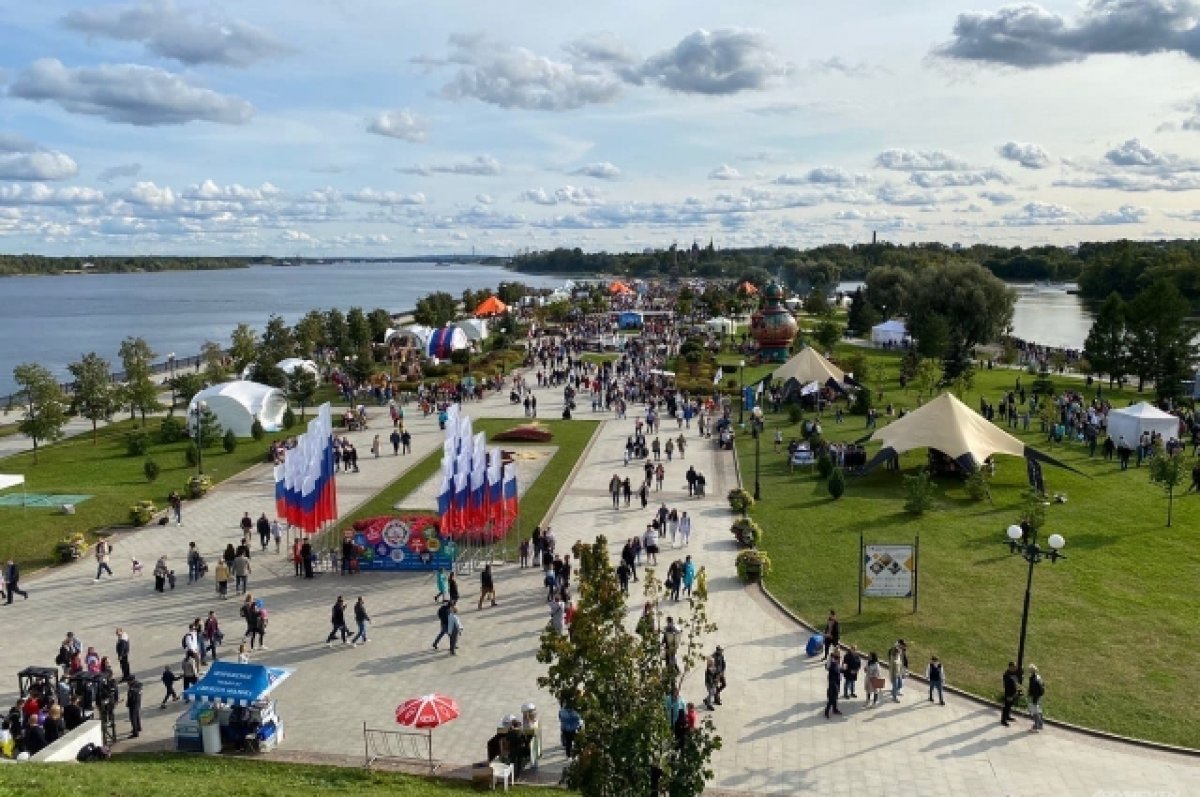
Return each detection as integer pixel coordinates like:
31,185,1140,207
363,722,436,770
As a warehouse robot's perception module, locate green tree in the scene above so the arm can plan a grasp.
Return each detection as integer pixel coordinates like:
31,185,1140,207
538,537,721,797
413,291,458,327
200,340,227,383
906,261,1015,365
247,356,288,389
496,281,529,305
293,310,327,357
287,366,319,419
195,406,224,449
845,287,879,336
914,359,941,403
347,306,371,350
229,323,259,373
814,318,842,353
119,336,161,426
261,314,295,363
325,308,349,357
802,288,830,316
367,308,393,343
67,352,117,444
1149,449,1187,527
1083,292,1126,389
170,373,205,406
863,265,914,317
1124,280,1196,400
13,363,70,464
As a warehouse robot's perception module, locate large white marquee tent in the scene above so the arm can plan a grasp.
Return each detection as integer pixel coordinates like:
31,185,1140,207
188,381,288,437
1106,402,1181,445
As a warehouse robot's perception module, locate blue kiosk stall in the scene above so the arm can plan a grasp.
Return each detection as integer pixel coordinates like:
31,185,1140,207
175,662,293,754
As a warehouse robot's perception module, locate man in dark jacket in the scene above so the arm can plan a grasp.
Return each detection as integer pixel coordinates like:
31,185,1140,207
432,601,452,649
256,513,271,551
22,715,48,755
127,678,143,739
5,560,28,603
1001,661,1021,726
325,596,350,646
115,628,132,682
822,610,840,661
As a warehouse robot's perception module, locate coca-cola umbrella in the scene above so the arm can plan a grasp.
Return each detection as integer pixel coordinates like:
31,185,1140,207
395,693,460,770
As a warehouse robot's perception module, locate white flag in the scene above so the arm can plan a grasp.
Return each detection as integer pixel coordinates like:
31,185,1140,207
713,367,724,386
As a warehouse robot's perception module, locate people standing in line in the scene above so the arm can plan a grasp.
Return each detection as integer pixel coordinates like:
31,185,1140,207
446,604,463,655
1001,661,1021,727
326,596,351,647
232,551,251,595
926,655,946,706
822,610,840,662
115,628,132,682
842,646,861,699
351,596,371,645
126,678,143,738
1027,664,1046,732
94,539,114,582
824,649,843,719
889,640,908,701
477,564,497,609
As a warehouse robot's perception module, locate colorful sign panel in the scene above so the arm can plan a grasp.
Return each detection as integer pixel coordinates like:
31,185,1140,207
348,515,458,572
862,544,915,598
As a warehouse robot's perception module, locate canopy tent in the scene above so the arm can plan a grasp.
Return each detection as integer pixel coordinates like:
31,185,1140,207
473,296,507,317
618,311,644,329
608,281,634,296
453,318,488,342
188,381,288,437
706,316,735,335
865,392,1079,474
773,347,846,386
184,661,293,706
240,358,320,381
1106,402,1181,445
871,319,908,346
426,326,469,359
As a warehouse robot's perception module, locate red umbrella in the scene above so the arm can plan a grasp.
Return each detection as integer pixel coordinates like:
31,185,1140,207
395,693,460,729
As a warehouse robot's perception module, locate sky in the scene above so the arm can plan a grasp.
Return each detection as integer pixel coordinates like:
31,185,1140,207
2,0,1200,256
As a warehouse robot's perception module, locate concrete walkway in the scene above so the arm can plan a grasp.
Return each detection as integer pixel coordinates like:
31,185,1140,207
1,372,1198,795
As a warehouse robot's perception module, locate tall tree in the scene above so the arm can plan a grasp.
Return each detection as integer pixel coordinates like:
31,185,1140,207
119,336,161,426
261,314,295,363
1082,292,1126,389
68,352,117,444
293,310,327,358
229,323,259,372
413,291,458,327
287,366,319,419
13,363,69,464
1124,280,1196,398
367,308,393,344
538,537,720,797
845,288,879,336
347,307,372,351
325,308,349,357
906,260,1015,368
200,340,227,383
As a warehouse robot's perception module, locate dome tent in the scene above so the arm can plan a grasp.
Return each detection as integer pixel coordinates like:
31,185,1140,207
239,358,319,381
188,381,288,437
454,318,488,342
426,326,469,358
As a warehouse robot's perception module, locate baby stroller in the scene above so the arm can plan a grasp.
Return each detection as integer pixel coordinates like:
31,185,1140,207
510,390,521,404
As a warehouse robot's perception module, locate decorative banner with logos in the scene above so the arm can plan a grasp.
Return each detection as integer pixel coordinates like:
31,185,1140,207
347,515,458,572
862,544,916,598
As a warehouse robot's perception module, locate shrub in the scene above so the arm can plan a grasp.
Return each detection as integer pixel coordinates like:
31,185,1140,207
184,444,200,468
903,469,937,514
158,415,183,444
125,430,152,457
727,488,755,514
828,467,846,499
965,466,992,502
450,349,471,366
250,419,265,441
730,518,763,547
143,458,160,483
816,452,834,479
187,474,213,499
852,387,872,416
282,408,297,430
222,429,237,453
787,404,803,425
129,500,157,526
735,549,773,583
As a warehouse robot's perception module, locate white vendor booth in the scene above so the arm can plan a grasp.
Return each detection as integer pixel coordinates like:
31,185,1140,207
176,662,292,755
1106,402,1181,445
870,319,908,346
188,381,288,437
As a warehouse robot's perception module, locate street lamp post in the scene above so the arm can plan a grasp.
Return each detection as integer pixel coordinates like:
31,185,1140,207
751,408,764,501
1005,524,1066,682
738,359,746,426
191,400,208,475
168,353,176,408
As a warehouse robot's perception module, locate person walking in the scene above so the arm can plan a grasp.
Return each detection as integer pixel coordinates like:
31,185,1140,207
127,678,143,739
232,551,252,595
1027,664,1046,732
662,617,681,674
240,595,259,642
159,665,181,708
558,703,583,758
926,655,946,705
1001,661,1021,726
301,538,314,579
371,434,381,458
186,542,202,584
240,512,253,540
621,539,638,582
390,429,401,455
326,596,351,647
181,650,200,700
115,628,132,682
94,540,114,582
447,572,460,605
678,512,692,546
822,610,840,662
401,429,412,454
477,564,497,610
824,649,843,718
256,513,271,551
432,601,452,649
446,604,463,655
609,474,622,509
350,597,370,645
203,611,222,661
214,558,230,599
271,519,283,554
434,568,448,603
864,652,882,707
168,490,183,526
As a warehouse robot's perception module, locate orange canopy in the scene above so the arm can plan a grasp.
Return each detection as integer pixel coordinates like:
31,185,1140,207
609,281,633,295
738,281,759,295
474,295,507,316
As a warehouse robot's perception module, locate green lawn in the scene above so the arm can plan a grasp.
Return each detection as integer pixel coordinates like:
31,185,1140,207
740,345,1200,748
0,754,551,796
0,418,289,569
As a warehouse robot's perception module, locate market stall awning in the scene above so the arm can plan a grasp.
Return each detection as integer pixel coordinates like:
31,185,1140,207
184,661,293,706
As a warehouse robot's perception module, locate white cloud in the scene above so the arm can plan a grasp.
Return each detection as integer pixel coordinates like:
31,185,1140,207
518,185,602,206
570,162,621,179
997,141,1052,169
9,59,254,126
62,0,291,67
0,183,104,205
97,162,142,183
0,150,78,181
875,148,971,171
1104,137,1167,166
980,190,1018,205
999,200,1148,225
398,154,502,176
475,193,494,204
348,188,427,205
708,164,743,180
367,109,428,142
909,169,1009,188
632,28,793,94
774,167,868,186
809,56,881,77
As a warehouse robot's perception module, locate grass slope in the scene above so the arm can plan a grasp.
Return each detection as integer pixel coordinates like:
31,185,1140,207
0,754,550,796
740,345,1200,748
0,418,289,569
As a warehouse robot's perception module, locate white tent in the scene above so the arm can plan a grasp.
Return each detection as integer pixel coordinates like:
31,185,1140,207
706,316,735,335
454,318,489,342
772,347,846,386
188,381,288,437
239,358,319,381
1106,402,1181,446
871,319,908,346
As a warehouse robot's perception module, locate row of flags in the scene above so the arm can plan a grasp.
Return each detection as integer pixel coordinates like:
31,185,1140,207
436,405,518,540
273,403,338,534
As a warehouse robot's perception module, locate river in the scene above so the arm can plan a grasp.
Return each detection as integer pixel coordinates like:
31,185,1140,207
0,262,562,396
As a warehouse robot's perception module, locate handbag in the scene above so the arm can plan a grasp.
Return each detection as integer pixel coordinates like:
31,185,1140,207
870,676,887,690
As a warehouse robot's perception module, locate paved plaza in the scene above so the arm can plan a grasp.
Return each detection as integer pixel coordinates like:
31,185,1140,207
2,373,1199,795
